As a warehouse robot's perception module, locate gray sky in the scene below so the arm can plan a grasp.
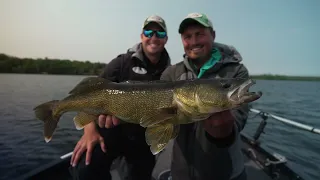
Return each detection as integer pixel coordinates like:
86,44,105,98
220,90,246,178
1,0,320,76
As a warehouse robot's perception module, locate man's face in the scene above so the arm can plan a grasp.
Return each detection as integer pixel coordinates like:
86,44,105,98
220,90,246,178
180,23,214,61
141,22,168,55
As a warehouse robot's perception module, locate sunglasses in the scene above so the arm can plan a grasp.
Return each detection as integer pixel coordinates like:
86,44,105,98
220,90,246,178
143,30,167,39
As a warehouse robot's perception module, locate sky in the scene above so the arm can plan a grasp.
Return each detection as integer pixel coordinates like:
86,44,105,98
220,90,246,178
0,0,320,76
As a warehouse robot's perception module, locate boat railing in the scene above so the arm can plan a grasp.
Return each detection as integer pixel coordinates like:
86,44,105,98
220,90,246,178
249,108,320,143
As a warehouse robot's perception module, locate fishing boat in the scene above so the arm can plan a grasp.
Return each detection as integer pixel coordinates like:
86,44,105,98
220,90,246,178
17,108,319,180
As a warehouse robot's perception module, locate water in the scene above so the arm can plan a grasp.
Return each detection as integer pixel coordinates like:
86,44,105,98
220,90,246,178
0,74,319,180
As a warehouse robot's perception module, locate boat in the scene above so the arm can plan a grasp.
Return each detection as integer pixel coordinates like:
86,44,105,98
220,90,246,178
17,108,320,180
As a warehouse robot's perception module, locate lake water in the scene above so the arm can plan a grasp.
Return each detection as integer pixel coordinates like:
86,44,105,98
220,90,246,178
0,74,319,180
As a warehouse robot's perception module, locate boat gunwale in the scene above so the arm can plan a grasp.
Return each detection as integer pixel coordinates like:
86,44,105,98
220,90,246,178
16,132,305,180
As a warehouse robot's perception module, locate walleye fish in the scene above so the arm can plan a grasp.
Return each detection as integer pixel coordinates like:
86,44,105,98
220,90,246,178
33,76,262,155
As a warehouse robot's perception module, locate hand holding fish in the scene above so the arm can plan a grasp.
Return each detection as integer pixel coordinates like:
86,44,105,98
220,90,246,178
70,122,106,167
203,110,235,139
98,115,120,128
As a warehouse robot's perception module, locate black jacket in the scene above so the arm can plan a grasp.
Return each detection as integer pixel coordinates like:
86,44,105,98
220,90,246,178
100,43,171,82
98,42,171,137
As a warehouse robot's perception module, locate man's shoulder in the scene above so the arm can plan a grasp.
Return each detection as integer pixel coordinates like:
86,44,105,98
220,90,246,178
115,51,134,61
166,61,186,73
110,42,142,63
214,42,237,54
99,51,133,75
107,51,135,68
166,61,184,70
161,61,187,81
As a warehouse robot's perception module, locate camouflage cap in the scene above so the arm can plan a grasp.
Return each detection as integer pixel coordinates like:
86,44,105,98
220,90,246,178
142,15,167,33
178,12,213,33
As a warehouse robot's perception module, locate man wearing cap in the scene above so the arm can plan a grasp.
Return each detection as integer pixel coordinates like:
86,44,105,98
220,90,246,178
69,15,170,180
160,13,249,180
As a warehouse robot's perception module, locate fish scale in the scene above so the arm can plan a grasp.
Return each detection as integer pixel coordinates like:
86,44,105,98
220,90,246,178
93,89,174,123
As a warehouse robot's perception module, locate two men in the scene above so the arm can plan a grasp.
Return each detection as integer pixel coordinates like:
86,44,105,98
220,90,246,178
70,15,171,180
71,12,250,180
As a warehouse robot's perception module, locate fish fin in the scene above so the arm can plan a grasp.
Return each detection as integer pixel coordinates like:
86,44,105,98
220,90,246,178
33,100,61,143
140,107,177,127
191,113,211,121
145,122,180,155
68,77,112,95
73,112,97,130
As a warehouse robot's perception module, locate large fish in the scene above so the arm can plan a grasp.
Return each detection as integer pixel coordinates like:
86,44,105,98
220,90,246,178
33,76,262,154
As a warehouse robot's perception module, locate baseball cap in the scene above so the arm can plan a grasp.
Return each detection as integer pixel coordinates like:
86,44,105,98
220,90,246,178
142,15,167,33
178,13,213,33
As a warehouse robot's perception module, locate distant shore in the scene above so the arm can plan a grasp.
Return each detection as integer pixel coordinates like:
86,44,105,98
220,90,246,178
250,74,320,81
1,53,319,81
2,72,319,82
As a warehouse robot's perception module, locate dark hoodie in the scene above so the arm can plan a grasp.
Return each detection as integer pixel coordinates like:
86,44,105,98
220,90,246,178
99,42,171,139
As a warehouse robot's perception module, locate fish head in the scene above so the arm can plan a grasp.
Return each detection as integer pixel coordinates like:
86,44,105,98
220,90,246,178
230,78,263,105
195,78,262,113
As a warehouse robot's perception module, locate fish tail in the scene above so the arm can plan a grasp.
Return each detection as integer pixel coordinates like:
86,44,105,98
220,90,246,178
33,100,61,143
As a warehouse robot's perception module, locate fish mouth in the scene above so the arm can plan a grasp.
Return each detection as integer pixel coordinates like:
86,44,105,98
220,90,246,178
228,79,262,104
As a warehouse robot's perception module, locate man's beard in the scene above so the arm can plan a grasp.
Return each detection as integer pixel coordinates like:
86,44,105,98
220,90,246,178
189,57,202,68
189,55,211,69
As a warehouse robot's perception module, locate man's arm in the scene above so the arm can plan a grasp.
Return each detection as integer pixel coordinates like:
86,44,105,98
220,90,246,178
205,41,251,147
204,64,250,147
215,42,249,132
71,54,127,166
231,64,250,132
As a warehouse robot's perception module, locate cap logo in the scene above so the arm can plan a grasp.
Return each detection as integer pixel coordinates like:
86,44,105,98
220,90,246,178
147,15,163,23
186,13,203,18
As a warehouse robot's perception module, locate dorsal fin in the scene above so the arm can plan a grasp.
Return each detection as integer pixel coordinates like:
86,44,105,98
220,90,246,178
68,77,112,95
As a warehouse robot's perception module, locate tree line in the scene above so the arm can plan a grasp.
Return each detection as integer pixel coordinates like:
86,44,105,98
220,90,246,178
1,53,319,81
250,74,320,81
0,53,106,75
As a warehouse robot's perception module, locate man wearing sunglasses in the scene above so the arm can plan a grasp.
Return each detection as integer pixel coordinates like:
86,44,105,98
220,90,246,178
69,15,170,180
160,13,249,180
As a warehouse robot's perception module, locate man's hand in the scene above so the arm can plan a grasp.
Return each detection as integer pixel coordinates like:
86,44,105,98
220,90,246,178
70,115,120,167
203,110,235,138
70,122,106,167
98,115,120,128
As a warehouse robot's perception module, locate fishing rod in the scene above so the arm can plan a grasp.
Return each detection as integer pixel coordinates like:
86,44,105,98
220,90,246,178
60,152,73,159
250,108,320,135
